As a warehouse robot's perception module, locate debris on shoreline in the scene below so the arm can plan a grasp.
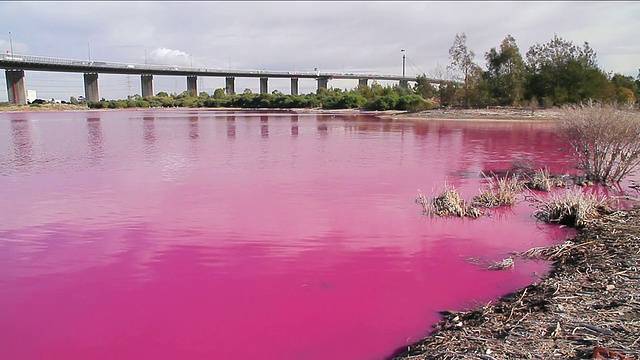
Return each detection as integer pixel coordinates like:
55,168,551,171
389,208,640,360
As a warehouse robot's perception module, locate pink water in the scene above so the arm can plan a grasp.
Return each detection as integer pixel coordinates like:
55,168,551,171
0,109,576,359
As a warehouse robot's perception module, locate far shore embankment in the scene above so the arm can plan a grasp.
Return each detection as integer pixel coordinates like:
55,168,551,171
1,103,563,122
373,107,563,122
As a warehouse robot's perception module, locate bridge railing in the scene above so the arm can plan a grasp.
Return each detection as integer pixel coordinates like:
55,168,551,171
0,53,192,72
0,53,436,82
0,53,327,76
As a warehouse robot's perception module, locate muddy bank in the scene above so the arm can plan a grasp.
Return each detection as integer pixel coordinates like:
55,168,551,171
389,208,640,360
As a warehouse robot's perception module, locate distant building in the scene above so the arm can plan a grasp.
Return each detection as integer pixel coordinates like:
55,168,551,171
27,90,37,103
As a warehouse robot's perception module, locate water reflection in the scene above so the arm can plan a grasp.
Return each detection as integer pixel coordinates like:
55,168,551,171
86,117,105,162
0,110,581,360
291,115,299,137
410,120,572,190
317,117,328,135
10,119,33,169
142,116,156,158
260,115,269,138
143,116,155,143
188,116,199,140
226,115,236,139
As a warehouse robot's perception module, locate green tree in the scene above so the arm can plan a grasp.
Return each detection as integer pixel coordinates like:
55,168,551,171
611,73,638,103
484,35,525,105
352,84,372,100
413,75,437,99
427,62,455,107
213,88,226,99
524,35,614,105
448,32,477,107
467,65,493,107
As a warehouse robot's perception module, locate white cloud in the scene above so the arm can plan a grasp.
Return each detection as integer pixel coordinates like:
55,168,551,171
148,48,193,66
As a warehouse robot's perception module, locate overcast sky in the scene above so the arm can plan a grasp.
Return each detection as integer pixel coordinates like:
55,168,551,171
1,1,639,101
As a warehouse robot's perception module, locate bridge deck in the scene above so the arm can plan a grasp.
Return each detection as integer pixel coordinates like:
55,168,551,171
0,53,441,82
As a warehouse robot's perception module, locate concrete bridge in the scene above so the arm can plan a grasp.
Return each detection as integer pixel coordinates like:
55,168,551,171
1,53,442,104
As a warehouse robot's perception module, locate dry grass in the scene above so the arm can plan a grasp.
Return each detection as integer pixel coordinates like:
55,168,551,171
529,187,613,228
472,173,523,208
524,168,553,191
416,185,483,219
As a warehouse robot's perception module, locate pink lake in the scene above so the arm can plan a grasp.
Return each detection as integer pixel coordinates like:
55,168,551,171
0,109,577,359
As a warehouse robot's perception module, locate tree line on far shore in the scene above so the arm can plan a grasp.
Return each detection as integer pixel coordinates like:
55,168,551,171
85,84,437,111
69,33,639,110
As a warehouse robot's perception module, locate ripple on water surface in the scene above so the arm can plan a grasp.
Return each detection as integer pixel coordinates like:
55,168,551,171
0,110,576,359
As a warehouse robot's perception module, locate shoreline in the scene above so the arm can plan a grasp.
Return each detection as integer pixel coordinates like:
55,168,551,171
0,104,563,122
389,208,640,360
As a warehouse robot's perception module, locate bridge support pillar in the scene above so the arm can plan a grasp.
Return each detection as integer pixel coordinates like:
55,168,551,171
5,69,27,105
317,77,329,91
187,76,198,95
141,74,154,98
225,76,235,95
290,78,299,96
399,79,409,89
84,73,100,102
260,77,268,94
358,78,368,87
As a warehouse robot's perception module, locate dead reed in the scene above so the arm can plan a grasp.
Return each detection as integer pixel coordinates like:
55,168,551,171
529,187,612,228
416,185,483,219
472,173,523,208
523,168,553,191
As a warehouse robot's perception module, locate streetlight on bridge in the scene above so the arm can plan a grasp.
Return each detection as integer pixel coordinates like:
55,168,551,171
9,31,14,54
401,49,406,77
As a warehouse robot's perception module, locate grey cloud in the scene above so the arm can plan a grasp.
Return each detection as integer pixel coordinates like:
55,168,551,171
1,1,639,101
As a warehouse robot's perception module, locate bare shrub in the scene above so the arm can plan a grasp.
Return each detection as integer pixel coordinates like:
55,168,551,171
416,185,483,219
529,187,612,228
472,173,523,207
558,102,640,183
